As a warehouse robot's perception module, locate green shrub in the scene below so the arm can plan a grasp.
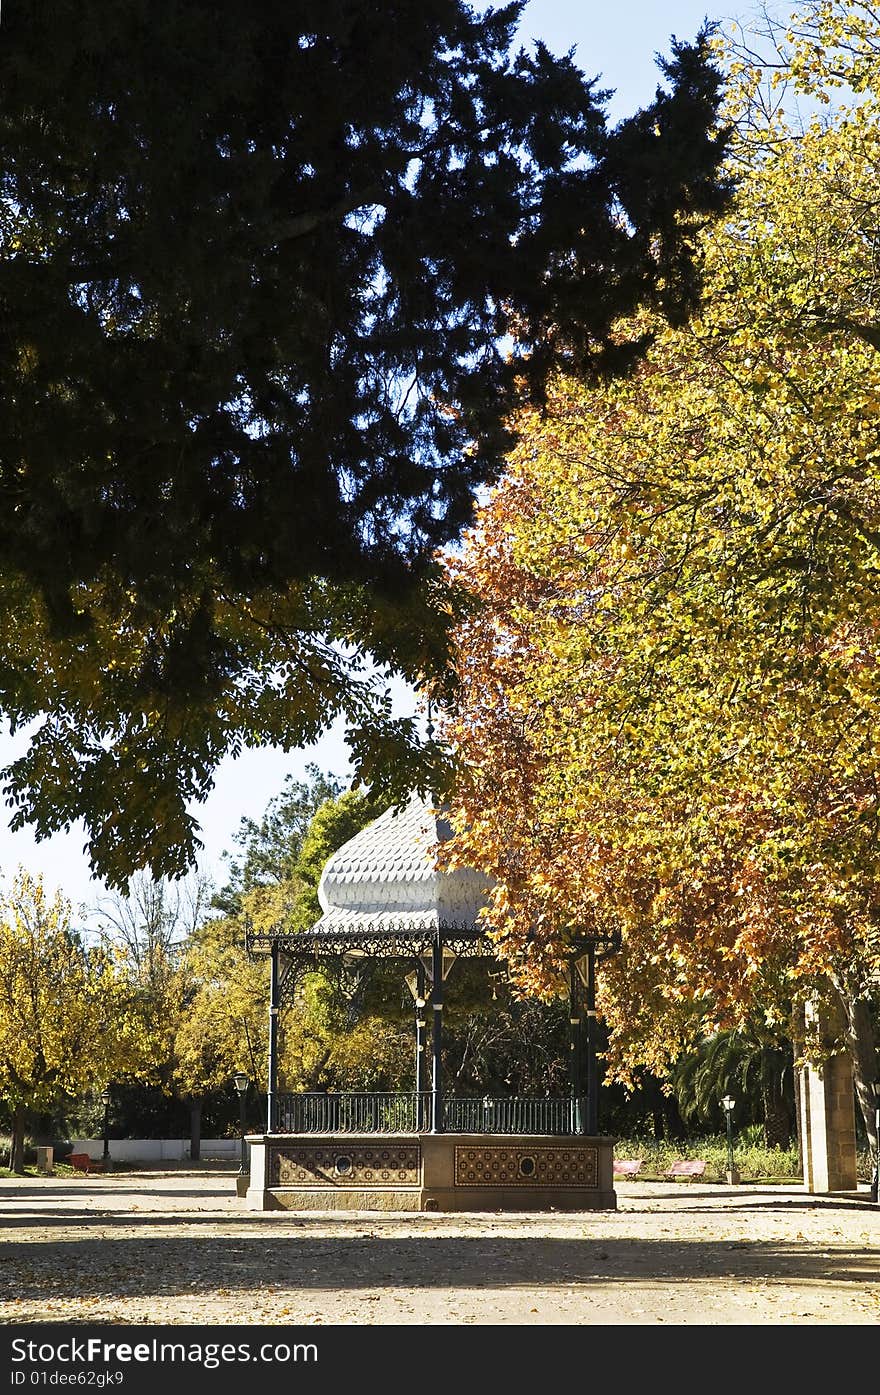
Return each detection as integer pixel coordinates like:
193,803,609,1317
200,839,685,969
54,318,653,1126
613,1132,801,1182
613,1132,874,1183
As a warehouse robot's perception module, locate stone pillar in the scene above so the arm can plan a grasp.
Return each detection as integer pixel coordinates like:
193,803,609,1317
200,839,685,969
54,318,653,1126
798,1000,858,1193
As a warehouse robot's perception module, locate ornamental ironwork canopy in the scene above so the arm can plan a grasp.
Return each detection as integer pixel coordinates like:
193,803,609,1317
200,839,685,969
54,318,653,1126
244,791,619,962
246,792,493,959
245,791,620,1137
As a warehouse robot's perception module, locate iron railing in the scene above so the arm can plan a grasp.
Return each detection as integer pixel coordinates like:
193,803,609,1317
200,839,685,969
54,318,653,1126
276,1092,432,1134
273,1092,586,1135
443,1095,582,1135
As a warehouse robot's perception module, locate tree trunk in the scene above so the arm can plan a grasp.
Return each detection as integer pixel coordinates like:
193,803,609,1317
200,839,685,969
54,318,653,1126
642,1077,669,1140
189,1098,202,1162
304,1048,333,1092
761,1046,793,1150
762,1079,792,1149
662,1090,687,1141
832,979,879,1167
10,1102,27,1174
32,1109,53,1146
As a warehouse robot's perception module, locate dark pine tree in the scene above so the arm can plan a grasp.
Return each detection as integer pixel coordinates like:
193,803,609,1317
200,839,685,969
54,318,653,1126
0,2,732,886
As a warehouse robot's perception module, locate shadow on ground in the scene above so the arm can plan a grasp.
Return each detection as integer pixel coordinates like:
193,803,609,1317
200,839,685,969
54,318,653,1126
1,1231,877,1303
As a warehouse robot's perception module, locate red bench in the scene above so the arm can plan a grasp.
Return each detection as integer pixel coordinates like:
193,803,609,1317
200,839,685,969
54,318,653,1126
613,1159,643,1177
68,1153,102,1175
666,1159,706,1180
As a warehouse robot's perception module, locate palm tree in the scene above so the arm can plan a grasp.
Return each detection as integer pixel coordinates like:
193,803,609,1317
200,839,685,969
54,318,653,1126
672,1027,795,1148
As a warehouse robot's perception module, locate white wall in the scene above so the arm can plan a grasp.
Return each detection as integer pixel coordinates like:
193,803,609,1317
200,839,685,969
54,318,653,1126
70,1138,240,1162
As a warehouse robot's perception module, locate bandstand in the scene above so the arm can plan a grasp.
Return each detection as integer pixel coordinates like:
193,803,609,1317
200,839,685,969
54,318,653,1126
244,793,619,1211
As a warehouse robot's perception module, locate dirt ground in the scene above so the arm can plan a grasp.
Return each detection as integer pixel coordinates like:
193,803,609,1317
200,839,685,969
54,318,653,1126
0,1166,878,1327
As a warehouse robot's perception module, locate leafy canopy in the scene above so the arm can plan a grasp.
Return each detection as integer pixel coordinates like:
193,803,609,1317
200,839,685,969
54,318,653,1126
442,0,880,1088
0,1,730,888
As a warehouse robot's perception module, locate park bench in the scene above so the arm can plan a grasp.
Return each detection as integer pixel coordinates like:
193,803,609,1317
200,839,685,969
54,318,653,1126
666,1159,706,1180
68,1152,102,1175
613,1159,643,1177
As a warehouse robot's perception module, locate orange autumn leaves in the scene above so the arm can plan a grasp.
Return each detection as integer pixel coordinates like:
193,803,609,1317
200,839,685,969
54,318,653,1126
438,1,880,1083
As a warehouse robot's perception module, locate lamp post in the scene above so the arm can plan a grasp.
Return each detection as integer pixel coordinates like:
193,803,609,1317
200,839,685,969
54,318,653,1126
100,1087,112,1172
404,964,428,1128
232,1071,250,1177
573,949,598,1136
870,1082,879,1205
720,1094,739,1184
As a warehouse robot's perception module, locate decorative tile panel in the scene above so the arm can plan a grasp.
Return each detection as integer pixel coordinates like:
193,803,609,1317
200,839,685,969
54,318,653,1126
454,1145,598,1188
270,1143,421,1188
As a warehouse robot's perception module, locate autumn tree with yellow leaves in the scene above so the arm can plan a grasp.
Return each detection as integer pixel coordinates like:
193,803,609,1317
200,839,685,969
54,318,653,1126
172,782,404,1109
90,869,212,1151
441,0,880,1156
0,870,138,1171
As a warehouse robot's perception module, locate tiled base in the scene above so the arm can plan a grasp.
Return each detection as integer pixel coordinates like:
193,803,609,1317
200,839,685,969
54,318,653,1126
245,1133,617,1212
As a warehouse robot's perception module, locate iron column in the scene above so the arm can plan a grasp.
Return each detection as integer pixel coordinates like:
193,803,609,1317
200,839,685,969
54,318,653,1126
267,940,280,1134
584,944,598,1136
415,961,427,1122
431,936,444,1133
569,959,583,1134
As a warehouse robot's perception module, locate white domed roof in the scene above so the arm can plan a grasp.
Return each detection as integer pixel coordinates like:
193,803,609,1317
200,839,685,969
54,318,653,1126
314,793,490,935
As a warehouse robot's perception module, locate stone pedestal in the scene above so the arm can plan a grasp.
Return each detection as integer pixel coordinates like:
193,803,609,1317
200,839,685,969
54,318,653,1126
245,1133,617,1212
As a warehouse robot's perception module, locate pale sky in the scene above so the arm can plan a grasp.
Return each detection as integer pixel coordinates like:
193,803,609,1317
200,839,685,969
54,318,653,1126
0,0,784,912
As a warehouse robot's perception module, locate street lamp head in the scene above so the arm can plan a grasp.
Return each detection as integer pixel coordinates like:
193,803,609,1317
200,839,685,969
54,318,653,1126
418,948,457,983
232,1071,250,1096
100,1088,111,1106
720,1094,735,1113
